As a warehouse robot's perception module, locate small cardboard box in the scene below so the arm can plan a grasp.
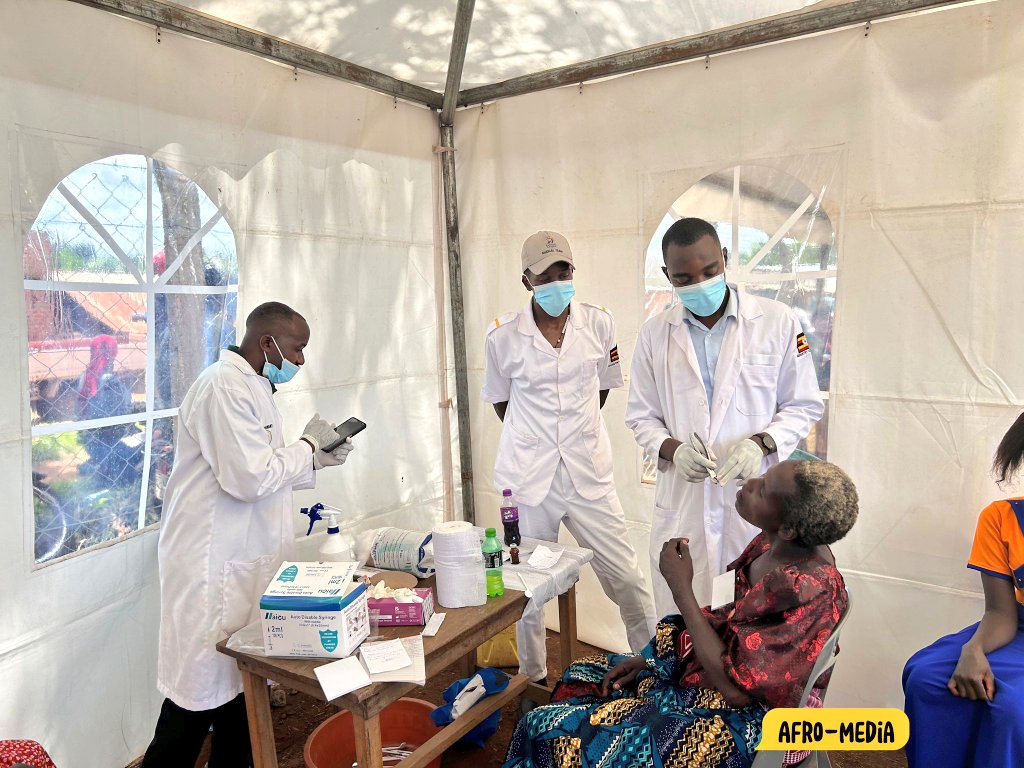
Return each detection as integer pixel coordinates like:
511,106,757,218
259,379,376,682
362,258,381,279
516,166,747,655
368,588,435,627
260,561,369,658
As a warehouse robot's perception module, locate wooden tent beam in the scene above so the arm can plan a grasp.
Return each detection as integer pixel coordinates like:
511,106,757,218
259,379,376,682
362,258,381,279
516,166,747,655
66,0,444,108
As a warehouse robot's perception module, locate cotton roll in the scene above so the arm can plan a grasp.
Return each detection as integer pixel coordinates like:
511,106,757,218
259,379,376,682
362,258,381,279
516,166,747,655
432,521,486,608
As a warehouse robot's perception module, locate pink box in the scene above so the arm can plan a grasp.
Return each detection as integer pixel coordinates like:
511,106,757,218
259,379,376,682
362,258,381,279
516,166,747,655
368,588,435,627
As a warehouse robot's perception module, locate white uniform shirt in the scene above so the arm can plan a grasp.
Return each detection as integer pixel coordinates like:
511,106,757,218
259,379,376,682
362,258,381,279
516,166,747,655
156,349,315,711
626,286,824,605
482,299,623,507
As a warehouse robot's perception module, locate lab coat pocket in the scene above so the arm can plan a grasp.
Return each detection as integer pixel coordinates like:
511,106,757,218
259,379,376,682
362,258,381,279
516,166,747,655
505,420,540,477
220,553,277,636
736,363,778,416
651,504,683,547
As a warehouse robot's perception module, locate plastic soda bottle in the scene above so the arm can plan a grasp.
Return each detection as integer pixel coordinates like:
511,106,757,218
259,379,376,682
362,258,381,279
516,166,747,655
500,489,521,547
482,527,504,597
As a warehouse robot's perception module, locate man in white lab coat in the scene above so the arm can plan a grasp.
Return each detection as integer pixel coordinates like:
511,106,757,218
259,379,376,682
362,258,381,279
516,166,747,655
482,231,656,684
142,302,354,768
626,218,824,617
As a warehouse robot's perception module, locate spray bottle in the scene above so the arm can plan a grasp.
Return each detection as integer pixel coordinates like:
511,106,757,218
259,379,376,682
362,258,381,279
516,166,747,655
300,502,356,562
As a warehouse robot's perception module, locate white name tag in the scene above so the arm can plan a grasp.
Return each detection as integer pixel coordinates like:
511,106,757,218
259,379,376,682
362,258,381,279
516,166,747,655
711,571,736,610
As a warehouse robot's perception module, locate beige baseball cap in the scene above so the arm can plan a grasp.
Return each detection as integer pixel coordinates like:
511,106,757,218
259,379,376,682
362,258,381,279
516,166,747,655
521,231,574,275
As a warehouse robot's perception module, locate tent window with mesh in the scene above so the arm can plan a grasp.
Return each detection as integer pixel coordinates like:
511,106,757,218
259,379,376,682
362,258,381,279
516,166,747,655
23,154,239,565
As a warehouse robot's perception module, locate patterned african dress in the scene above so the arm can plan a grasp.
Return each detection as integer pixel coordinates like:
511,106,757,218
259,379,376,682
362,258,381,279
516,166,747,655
504,534,848,768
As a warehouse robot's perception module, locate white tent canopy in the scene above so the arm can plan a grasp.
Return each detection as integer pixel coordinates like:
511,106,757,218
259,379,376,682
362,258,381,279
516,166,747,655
178,0,821,89
2,0,1021,765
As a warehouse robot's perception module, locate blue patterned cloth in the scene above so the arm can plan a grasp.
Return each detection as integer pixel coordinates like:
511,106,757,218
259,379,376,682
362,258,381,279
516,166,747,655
503,617,767,768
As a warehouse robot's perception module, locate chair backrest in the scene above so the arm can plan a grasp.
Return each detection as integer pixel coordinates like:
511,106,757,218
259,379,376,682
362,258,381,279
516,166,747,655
796,589,853,708
750,590,853,768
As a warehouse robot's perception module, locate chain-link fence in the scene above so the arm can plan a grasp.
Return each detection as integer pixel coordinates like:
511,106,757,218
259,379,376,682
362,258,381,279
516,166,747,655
25,154,238,564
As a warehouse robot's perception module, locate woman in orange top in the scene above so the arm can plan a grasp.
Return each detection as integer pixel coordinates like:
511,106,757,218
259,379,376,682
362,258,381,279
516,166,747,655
903,413,1024,767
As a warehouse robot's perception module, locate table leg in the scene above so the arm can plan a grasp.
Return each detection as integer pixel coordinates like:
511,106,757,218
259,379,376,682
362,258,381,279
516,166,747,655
558,585,578,669
240,669,278,768
461,648,477,679
352,711,384,768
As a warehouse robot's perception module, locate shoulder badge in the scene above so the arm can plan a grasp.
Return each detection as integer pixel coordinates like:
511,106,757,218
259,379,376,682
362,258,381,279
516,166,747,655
796,332,810,357
487,311,518,334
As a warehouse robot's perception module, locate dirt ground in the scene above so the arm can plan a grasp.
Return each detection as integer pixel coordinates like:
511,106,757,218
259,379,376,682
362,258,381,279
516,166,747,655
268,631,908,768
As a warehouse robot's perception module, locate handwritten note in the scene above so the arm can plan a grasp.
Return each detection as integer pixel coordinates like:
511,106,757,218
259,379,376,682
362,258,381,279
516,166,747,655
360,638,413,674
367,635,426,686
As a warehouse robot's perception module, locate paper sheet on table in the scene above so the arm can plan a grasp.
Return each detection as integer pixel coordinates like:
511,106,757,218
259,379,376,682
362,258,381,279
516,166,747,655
367,635,426,686
314,656,371,701
528,544,562,570
421,612,446,637
360,638,413,673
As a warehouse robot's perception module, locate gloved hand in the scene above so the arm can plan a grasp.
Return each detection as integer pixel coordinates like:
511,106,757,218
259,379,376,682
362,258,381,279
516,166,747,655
673,442,717,482
313,438,354,470
301,413,337,453
717,438,765,484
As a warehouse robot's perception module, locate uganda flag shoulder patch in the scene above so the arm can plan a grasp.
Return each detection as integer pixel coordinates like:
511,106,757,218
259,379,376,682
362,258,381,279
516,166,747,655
796,332,810,356
609,345,620,365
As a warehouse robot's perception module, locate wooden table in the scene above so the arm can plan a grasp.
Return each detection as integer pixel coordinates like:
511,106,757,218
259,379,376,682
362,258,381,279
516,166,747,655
217,587,530,768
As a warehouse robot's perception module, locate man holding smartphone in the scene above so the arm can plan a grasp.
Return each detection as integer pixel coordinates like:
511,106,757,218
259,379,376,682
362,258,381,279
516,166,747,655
482,231,655,685
143,301,355,768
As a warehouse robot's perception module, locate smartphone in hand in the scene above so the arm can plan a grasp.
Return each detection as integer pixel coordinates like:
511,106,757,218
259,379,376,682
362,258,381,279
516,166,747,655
321,417,366,452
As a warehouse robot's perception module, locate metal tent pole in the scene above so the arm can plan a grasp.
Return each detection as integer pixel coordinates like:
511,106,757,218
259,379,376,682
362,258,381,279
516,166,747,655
439,0,477,523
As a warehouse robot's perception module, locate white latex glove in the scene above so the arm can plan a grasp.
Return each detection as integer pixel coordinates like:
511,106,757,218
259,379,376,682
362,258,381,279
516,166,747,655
301,413,337,453
313,438,354,470
673,442,717,483
716,439,765,484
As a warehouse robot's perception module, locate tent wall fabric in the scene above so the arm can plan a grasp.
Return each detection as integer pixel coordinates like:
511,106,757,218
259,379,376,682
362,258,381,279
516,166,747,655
0,1,442,765
456,0,1023,709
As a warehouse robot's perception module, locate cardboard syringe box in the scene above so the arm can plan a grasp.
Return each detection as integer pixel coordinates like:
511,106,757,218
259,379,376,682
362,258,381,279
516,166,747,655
260,561,369,658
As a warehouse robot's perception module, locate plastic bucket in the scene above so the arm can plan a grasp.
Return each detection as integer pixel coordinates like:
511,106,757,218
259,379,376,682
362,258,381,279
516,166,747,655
304,697,440,768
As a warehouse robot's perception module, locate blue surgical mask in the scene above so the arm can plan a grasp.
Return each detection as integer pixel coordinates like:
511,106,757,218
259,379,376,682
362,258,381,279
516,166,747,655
675,273,727,317
531,279,575,317
263,337,300,384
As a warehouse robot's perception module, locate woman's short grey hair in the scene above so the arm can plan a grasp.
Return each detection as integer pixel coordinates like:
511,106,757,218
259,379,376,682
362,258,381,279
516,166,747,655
781,461,859,547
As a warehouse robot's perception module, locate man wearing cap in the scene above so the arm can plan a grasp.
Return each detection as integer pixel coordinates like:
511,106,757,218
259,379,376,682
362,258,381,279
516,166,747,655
482,231,656,684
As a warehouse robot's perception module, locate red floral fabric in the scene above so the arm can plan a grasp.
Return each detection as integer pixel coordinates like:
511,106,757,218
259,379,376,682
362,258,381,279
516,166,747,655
0,740,56,768
678,533,848,709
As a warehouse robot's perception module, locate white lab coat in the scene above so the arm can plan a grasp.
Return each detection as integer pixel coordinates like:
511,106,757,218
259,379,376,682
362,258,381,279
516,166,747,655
625,287,824,615
481,299,623,506
156,349,315,711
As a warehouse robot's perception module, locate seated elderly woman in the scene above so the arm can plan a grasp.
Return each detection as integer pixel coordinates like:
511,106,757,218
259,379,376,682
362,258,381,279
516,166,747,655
503,459,858,768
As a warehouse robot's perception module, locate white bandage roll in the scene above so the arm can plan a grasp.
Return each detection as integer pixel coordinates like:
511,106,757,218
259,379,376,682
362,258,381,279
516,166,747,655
432,521,486,608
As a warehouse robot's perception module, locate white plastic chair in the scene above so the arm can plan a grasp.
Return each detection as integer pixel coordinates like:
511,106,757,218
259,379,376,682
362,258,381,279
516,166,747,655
751,590,853,768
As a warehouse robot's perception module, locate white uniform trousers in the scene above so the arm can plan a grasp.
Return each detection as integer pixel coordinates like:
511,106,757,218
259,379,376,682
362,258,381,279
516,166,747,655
515,461,656,681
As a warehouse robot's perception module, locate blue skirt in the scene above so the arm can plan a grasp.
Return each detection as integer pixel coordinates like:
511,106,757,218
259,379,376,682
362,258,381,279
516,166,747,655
902,604,1024,767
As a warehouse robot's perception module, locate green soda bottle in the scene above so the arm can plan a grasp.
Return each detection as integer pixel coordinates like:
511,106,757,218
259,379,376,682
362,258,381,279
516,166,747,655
482,527,504,597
